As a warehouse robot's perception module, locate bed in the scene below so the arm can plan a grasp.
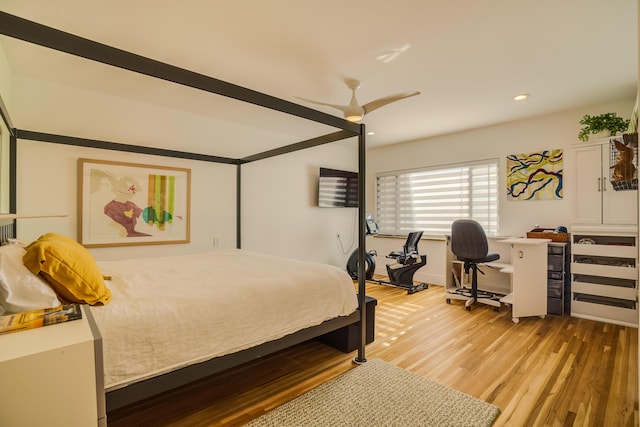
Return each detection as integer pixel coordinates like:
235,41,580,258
0,10,370,417
92,249,359,406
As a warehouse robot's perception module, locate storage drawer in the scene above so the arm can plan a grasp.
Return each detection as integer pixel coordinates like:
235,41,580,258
548,244,566,255
548,271,563,280
572,243,636,259
572,297,638,327
571,280,637,300
548,255,564,272
571,262,637,280
547,280,563,298
547,297,563,315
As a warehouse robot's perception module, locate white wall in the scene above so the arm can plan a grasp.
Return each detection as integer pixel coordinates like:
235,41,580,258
367,97,636,284
15,140,238,261
0,42,12,214
241,140,359,267
0,43,10,108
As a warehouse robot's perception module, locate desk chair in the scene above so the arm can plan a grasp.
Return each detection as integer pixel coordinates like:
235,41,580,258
447,219,501,311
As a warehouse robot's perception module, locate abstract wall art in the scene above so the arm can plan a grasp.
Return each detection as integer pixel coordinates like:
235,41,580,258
506,149,563,201
79,159,190,247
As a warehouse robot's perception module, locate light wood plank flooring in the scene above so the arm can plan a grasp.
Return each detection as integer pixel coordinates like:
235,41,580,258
108,282,638,426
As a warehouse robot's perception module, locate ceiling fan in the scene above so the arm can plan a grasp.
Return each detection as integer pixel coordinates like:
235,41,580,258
296,79,420,122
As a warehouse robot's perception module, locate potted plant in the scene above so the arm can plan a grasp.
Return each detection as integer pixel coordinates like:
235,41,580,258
623,97,638,146
578,112,630,141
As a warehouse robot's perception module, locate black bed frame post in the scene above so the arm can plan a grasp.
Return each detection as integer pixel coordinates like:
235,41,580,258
355,123,367,364
236,162,242,249
9,132,16,212
9,131,17,234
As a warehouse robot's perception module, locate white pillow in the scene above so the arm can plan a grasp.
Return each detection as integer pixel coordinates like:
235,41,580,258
6,238,31,248
0,244,62,313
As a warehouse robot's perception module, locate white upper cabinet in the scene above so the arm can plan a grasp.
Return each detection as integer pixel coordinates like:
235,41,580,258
572,139,637,227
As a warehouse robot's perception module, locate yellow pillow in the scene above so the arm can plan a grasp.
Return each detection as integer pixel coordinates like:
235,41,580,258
23,233,111,305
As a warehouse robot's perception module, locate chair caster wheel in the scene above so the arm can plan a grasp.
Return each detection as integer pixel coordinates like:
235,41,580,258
465,306,471,311
493,307,500,312
446,299,451,304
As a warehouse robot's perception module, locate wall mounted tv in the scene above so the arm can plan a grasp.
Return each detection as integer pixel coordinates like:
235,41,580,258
318,167,359,208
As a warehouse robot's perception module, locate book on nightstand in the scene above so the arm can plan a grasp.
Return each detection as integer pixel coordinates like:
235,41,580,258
0,304,82,335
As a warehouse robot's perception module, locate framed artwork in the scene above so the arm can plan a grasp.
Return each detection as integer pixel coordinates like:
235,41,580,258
78,159,190,247
506,149,563,201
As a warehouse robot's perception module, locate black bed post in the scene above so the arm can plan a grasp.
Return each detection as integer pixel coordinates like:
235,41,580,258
354,123,367,364
9,132,16,213
9,131,17,235
236,162,241,249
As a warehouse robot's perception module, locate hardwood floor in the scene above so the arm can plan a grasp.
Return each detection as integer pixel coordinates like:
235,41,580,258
107,282,638,426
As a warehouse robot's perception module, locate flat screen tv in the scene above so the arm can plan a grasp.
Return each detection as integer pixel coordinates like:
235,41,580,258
318,167,358,208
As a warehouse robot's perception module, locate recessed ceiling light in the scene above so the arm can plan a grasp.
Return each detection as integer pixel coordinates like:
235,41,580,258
513,94,530,101
367,131,375,136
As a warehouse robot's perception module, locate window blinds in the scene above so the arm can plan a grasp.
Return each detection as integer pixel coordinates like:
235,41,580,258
376,159,499,236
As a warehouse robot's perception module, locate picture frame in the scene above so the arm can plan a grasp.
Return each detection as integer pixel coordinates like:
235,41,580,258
506,149,563,201
78,158,190,247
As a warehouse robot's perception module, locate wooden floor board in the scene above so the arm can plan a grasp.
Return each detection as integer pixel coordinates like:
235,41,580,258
107,282,638,426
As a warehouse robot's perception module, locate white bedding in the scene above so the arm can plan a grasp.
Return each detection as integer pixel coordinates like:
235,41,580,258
89,249,358,390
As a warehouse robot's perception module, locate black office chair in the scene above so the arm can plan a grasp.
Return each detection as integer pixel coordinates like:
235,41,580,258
448,219,501,311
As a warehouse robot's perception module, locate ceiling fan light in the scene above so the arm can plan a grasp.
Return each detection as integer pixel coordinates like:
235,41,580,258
346,114,363,122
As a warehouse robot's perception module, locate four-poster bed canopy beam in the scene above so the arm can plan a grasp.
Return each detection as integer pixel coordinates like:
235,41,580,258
0,11,361,135
240,130,356,163
15,130,239,164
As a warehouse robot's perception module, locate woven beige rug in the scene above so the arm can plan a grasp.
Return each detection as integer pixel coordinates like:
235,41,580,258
245,358,500,426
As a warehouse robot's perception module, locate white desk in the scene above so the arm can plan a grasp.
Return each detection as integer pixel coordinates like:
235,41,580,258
497,238,551,323
445,235,512,295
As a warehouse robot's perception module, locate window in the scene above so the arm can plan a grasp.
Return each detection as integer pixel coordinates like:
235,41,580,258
376,159,499,236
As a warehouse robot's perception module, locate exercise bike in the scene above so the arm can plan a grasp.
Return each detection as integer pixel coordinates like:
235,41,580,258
346,219,428,294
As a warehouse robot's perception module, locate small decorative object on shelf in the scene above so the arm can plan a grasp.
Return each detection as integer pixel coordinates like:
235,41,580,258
526,227,570,242
608,137,638,191
0,304,82,335
578,113,630,142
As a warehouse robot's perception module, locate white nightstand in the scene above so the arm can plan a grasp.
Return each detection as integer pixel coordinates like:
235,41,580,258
0,306,105,427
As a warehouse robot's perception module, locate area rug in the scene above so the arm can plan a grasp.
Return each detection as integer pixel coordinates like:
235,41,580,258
245,358,500,426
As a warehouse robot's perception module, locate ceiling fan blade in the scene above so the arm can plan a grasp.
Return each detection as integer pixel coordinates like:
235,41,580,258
294,96,351,114
362,91,420,115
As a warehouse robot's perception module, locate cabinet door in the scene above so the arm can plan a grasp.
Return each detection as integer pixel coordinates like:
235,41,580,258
601,145,638,225
511,241,548,319
572,144,602,224
572,143,638,226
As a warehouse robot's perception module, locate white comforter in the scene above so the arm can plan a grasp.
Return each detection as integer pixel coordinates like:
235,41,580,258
90,249,358,390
